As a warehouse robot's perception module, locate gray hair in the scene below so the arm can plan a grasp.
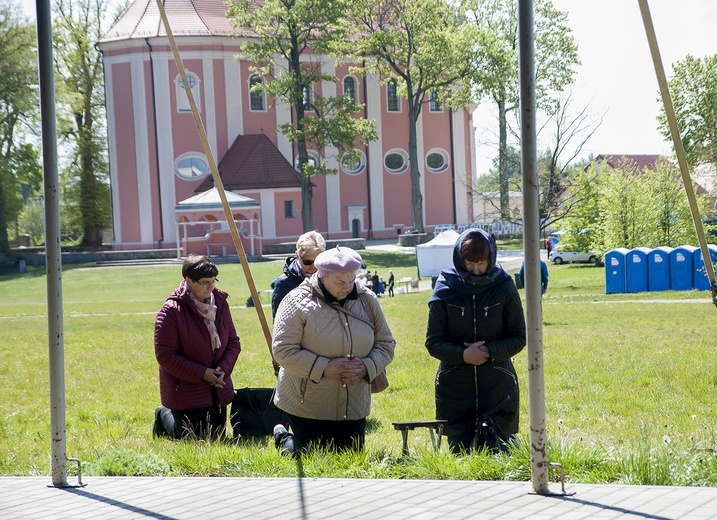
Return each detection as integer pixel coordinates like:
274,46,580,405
296,230,326,257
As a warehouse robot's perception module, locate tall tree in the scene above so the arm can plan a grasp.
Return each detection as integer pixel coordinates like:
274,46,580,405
228,0,377,232
659,54,717,173
0,0,40,253
347,0,481,232
538,90,603,221
558,158,707,256
53,0,115,248
643,158,704,247
464,0,579,220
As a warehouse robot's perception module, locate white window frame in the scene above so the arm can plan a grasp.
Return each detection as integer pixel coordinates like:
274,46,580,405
176,72,200,113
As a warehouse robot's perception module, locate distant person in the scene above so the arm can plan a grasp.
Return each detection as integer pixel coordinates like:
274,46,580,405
272,246,395,453
271,231,326,319
545,237,552,259
425,229,526,454
153,254,241,440
387,270,395,297
371,271,380,292
518,260,549,295
376,277,386,297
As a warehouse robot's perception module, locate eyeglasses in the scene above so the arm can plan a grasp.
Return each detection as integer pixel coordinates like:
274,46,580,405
300,256,315,266
196,278,218,289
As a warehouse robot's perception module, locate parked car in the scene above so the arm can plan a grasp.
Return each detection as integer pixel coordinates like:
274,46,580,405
550,248,597,264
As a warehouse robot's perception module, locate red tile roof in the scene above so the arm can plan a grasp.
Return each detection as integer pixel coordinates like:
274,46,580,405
100,0,234,42
197,133,302,192
586,154,707,194
593,154,663,171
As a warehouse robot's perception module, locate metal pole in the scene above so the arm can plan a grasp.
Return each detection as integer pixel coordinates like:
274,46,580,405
518,0,548,494
36,0,68,487
637,0,717,307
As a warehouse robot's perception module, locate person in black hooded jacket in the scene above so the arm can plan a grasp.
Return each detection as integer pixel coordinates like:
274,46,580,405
425,229,526,454
271,231,326,319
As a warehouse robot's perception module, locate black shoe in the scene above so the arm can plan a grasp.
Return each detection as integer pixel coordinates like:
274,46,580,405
153,407,165,438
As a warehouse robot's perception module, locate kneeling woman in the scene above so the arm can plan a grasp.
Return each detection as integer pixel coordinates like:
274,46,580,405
272,246,395,452
425,229,526,454
153,254,241,439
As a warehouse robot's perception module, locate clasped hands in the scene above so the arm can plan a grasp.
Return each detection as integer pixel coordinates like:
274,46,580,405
463,340,490,366
203,366,226,388
325,357,367,385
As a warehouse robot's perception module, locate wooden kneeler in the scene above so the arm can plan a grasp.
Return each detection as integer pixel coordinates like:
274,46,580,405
393,420,448,456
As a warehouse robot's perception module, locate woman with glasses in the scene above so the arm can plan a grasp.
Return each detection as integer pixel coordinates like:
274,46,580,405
153,254,241,439
271,246,395,453
271,231,326,319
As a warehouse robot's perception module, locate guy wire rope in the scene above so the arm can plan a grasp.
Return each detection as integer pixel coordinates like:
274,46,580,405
638,0,717,308
153,0,279,369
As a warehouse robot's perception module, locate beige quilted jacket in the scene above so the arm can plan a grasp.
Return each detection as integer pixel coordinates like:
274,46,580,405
272,275,395,421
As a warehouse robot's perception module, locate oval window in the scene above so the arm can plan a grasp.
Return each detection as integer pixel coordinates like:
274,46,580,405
294,150,321,176
175,153,209,180
384,149,408,174
341,150,366,175
426,150,449,173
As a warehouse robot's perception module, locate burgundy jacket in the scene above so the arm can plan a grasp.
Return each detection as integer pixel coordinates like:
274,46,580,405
154,283,241,410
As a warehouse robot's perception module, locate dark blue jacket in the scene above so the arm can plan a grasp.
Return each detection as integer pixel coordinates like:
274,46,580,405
518,260,549,291
271,256,306,318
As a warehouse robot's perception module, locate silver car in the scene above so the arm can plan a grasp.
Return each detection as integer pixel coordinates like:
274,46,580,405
550,249,597,264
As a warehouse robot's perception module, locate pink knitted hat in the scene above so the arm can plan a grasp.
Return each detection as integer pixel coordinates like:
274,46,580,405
314,246,363,278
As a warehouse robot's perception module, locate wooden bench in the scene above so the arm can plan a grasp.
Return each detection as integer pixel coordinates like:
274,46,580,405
392,420,448,456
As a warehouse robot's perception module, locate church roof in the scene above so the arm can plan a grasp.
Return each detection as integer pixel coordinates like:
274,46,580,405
197,133,302,192
100,0,234,42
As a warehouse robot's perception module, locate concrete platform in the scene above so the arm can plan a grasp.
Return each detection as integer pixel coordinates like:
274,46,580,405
2,476,716,519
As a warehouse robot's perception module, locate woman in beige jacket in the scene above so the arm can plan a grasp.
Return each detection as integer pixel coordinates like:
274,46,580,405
272,246,395,453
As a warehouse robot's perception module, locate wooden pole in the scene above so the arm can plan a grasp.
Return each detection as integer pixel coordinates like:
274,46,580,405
637,0,717,308
153,0,278,368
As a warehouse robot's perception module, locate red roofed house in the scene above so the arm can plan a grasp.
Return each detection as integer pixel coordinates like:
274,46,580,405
97,0,476,255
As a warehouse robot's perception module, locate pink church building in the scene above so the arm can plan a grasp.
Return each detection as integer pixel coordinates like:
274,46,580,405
98,0,476,255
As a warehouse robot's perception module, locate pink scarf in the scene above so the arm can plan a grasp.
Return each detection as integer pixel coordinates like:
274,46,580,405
185,281,221,352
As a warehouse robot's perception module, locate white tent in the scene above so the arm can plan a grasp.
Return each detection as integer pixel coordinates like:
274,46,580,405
416,230,460,277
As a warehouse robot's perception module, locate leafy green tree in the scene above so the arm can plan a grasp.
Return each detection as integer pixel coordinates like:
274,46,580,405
347,0,481,232
0,0,41,253
228,0,378,232
558,158,709,256
53,0,116,248
464,0,579,220
554,164,602,254
642,158,704,247
660,54,717,172
596,160,651,251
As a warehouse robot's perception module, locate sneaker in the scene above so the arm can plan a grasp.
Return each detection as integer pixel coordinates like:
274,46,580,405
273,424,288,438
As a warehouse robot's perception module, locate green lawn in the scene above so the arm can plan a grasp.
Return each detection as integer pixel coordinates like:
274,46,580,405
1,252,716,485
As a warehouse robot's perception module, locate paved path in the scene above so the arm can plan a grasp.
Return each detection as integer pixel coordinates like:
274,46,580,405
3,476,717,519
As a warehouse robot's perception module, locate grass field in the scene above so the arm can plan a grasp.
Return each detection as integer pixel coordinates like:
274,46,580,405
1,248,717,485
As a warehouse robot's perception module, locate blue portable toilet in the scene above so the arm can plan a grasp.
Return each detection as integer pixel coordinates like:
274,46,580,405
626,247,651,293
648,246,673,292
605,248,629,294
549,231,563,252
670,245,697,290
693,244,717,290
